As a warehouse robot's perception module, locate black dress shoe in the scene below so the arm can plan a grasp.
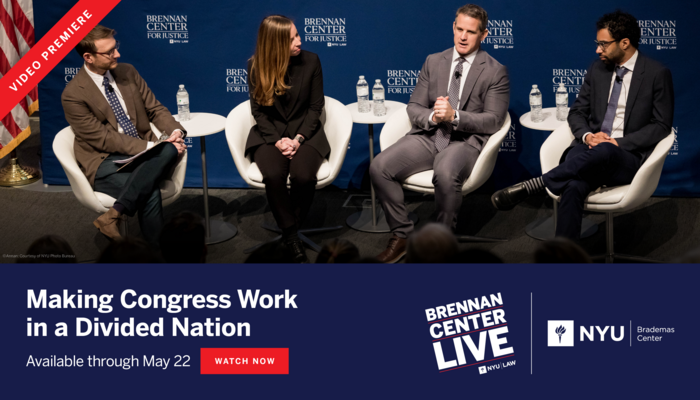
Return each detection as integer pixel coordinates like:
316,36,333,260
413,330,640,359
491,182,530,211
284,236,308,263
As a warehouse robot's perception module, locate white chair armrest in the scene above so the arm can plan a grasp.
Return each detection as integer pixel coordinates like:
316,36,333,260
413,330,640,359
540,124,574,175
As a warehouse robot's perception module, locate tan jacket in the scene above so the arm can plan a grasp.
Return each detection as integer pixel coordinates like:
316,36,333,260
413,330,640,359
61,63,185,186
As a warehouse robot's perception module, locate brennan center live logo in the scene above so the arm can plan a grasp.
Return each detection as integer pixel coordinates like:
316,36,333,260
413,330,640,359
482,19,513,49
426,292,515,374
638,20,676,50
553,68,587,94
146,15,189,44
226,68,248,93
304,18,346,47
386,69,420,95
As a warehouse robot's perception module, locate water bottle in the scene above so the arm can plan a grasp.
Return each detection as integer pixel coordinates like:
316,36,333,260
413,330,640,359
556,83,568,121
529,84,543,123
372,79,386,117
176,84,190,121
356,76,370,113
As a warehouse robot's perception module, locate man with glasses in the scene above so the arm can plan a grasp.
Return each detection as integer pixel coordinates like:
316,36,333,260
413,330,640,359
492,10,674,240
62,25,187,246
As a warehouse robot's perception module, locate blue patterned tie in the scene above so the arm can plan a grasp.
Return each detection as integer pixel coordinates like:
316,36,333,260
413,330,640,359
435,57,466,152
103,75,139,138
600,66,629,135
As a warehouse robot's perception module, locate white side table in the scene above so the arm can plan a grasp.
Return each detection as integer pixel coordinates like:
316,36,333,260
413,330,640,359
520,107,597,240
345,100,417,232
177,112,238,244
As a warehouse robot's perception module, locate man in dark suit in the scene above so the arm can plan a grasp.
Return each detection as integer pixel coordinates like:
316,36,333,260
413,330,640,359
491,11,674,240
370,4,510,263
62,25,187,246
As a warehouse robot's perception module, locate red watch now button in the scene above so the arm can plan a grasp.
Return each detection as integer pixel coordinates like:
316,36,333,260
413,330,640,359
200,348,289,374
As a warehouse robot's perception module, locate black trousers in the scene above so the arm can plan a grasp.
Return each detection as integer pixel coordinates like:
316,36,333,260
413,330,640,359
543,142,642,239
94,143,179,246
253,143,324,233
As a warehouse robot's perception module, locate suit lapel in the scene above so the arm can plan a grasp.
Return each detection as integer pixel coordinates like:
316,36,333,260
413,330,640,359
597,64,614,125
112,67,139,128
437,49,451,99
76,66,118,130
624,54,645,130
459,51,485,110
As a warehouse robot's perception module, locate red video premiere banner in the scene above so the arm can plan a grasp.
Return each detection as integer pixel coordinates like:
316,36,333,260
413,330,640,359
0,0,121,119
200,348,290,375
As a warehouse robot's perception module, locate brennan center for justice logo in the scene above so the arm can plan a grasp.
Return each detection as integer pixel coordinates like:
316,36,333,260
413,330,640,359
668,127,679,156
146,15,189,44
386,69,420,95
638,20,676,50
304,18,346,47
482,19,513,49
553,68,587,94
226,68,248,93
499,121,516,152
64,66,80,84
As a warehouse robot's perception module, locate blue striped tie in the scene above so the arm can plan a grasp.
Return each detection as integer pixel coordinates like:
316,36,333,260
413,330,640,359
103,75,139,138
435,57,465,152
600,66,629,135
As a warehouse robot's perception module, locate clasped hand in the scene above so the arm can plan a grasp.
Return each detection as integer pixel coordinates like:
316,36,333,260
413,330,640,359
275,137,300,159
432,96,455,123
586,132,618,149
164,131,187,155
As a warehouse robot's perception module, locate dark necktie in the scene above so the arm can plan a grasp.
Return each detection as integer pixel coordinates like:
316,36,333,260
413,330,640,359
103,75,139,138
435,57,466,152
600,66,629,135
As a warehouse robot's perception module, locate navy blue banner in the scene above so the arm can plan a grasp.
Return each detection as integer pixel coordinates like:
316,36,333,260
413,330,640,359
35,0,698,195
2,265,697,398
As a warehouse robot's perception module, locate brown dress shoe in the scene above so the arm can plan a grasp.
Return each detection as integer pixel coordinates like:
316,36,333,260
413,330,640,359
93,207,122,240
376,235,407,264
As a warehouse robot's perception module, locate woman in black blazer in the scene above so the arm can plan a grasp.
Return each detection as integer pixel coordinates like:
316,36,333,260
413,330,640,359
246,15,329,263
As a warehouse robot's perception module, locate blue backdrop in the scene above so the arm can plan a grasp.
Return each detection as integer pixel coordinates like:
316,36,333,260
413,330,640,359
35,0,699,196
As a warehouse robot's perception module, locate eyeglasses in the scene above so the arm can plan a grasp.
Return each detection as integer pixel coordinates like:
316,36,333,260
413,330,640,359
594,39,618,50
94,40,120,58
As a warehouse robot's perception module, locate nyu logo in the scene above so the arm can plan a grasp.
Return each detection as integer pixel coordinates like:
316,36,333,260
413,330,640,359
553,69,587,94
548,320,625,347
548,320,574,347
668,127,679,155
64,67,80,84
483,19,513,49
226,69,248,93
499,123,516,152
146,15,189,44
304,18,346,47
386,70,420,95
638,20,676,50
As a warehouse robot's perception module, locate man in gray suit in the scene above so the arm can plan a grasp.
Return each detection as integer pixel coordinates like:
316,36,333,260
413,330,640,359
370,4,510,263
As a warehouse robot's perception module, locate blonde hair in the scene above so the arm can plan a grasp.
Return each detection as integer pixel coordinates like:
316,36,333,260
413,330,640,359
251,15,293,106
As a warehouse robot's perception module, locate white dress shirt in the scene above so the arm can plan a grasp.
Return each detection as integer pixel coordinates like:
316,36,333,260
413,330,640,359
429,48,478,126
583,49,638,143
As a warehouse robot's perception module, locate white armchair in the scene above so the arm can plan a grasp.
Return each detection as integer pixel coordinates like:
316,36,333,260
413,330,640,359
540,124,675,262
225,96,353,252
379,106,512,242
52,125,187,235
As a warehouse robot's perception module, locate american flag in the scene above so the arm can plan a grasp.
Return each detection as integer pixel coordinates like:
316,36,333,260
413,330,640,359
0,0,38,159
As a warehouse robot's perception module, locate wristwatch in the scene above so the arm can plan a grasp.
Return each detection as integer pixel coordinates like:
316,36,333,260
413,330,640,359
294,134,305,144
